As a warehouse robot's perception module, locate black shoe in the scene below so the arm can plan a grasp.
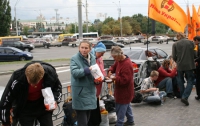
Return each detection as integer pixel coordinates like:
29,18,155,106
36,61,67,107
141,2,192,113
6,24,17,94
195,96,200,100
167,93,174,98
181,98,189,106
124,121,135,126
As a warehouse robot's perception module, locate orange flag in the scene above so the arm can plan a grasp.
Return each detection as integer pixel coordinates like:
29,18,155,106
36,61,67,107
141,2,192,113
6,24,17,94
187,6,193,40
197,5,200,35
192,5,200,36
148,0,187,32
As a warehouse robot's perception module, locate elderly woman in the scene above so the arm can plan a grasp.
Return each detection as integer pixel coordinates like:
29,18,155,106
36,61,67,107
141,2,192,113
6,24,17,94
107,46,135,126
70,41,100,126
155,59,177,98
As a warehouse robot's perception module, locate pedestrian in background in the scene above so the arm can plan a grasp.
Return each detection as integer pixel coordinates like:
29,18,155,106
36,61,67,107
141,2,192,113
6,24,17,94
70,41,100,126
0,61,62,126
108,46,135,126
172,32,196,106
193,36,200,100
88,41,106,126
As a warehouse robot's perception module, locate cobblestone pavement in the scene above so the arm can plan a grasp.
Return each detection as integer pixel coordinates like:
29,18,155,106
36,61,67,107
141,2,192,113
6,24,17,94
110,88,200,126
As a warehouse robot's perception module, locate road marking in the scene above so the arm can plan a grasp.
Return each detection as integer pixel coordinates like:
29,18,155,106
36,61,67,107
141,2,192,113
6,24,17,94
62,82,71,85
57,69,70,73
55,67,70,70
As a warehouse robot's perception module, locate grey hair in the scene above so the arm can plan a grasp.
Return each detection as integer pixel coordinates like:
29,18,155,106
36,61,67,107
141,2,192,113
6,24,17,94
79,40,92,49
111,46,123,55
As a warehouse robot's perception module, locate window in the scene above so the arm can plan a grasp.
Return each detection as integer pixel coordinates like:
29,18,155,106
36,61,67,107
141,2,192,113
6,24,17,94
155,49,168,59
5,49,14,54
14,41,21,45
123,49,143,60
145,49,157,58
0,48,4,54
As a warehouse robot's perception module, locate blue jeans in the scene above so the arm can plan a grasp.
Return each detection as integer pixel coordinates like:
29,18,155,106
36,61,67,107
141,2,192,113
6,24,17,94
177,70,194,99
143,91,166,103
115,103,134,126
157,77,173,94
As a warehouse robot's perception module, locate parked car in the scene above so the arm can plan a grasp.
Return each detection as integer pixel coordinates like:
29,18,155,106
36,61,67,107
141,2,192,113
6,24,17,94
101,40,124,49
1,41,34,52
62,38,76,46
103,47,169,86
33,40,51,48
0,47,33,61
137,35,146,42
123,37,139,44
142,36,166,44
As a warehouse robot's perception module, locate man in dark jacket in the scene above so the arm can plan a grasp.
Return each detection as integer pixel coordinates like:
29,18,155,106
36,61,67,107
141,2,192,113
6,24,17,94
172,32,196,106
0,61,62,126
193,36,200,100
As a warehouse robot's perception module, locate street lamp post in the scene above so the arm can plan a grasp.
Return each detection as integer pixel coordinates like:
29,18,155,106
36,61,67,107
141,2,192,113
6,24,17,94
15,0,20,36
113,1,122,37
34,10,43,36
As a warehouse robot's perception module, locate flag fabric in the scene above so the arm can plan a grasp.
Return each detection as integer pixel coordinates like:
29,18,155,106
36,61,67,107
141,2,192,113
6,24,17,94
197,6,200,36
192,5,200,36
148,0,187,32
187,6,193,40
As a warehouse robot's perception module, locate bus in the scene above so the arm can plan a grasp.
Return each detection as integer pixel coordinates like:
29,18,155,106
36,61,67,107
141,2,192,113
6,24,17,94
72,32,99,41
58,34,74,42
0,36,23,46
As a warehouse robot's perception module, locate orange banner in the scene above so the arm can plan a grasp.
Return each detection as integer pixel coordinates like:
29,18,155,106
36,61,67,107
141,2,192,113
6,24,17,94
187,6,193,40
192,5,200,36
197,5,200,35
148,0,187,32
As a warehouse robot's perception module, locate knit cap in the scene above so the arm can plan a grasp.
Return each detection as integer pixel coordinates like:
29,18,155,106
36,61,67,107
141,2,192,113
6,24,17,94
94,42,106,52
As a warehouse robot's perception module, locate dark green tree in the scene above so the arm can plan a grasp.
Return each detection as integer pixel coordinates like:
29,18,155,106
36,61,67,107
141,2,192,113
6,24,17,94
0,0,11,36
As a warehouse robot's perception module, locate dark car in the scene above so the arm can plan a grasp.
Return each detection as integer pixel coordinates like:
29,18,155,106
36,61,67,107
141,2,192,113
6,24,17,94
101,40,124,49
0,47,33,61
62,37,76,46
103,47,168,87
1,41,34,52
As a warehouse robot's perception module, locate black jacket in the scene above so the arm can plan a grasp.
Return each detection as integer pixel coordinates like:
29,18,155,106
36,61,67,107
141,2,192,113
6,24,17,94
0,61,62,125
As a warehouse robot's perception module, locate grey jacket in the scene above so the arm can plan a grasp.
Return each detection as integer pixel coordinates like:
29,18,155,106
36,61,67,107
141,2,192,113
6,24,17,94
172,38,196,71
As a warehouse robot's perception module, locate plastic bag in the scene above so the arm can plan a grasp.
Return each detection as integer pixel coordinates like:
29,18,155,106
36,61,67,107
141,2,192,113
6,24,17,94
42,87,56,110
90,64,104,81
99,113,109,126
108,112,117,124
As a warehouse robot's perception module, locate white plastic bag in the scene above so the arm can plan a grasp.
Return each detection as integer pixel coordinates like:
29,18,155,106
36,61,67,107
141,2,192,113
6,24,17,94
90,64,104,80
108,112,117,124
99,113,109,126
42,87,56,110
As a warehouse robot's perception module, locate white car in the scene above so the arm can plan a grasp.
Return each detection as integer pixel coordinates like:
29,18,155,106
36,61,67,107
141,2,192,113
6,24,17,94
143,36,166,44
122,37,139,44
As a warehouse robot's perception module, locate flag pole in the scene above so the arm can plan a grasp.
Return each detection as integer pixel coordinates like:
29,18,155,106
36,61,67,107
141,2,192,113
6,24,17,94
146,0,150,76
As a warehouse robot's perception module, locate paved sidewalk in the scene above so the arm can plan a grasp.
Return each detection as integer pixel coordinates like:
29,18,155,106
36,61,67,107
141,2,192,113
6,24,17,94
110,88,200,126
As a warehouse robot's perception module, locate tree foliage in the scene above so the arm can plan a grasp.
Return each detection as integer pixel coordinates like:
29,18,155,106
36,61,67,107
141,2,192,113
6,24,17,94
0,0,11,36
22,26,30,36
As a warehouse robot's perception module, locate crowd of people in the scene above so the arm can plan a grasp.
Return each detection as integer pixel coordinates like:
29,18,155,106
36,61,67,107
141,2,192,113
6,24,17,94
0,33,200,126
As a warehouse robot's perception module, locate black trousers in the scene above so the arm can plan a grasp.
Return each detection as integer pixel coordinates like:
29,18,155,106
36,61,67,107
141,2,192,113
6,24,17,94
195,69,200,97
75,110,91,126
88,99,101,126
18,97,53,126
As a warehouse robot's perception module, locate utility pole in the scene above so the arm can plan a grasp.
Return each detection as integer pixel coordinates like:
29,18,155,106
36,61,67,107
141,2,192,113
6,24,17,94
55,9,58,30
15,0,20,36
113,1,122,37
85,0,88,33
78,0,83,41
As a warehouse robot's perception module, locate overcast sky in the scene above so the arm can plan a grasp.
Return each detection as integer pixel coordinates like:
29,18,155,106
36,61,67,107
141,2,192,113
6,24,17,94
9,0,200,22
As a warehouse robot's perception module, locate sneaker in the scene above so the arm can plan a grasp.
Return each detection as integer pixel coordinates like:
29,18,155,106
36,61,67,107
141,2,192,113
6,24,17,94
195,96,200,100
181,98,189,106
124,121,135,126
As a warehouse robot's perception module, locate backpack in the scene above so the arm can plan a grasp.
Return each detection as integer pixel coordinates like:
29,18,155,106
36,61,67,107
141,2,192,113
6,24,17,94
131,91,143,103
62,98,77,126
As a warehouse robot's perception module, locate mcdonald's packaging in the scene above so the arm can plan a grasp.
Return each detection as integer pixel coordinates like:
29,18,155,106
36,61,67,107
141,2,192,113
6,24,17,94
90,64,104,81
42,87,56,110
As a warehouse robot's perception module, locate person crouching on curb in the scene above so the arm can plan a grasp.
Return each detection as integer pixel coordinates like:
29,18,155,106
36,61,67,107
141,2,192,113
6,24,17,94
140,70,167,105
107,46,135,126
